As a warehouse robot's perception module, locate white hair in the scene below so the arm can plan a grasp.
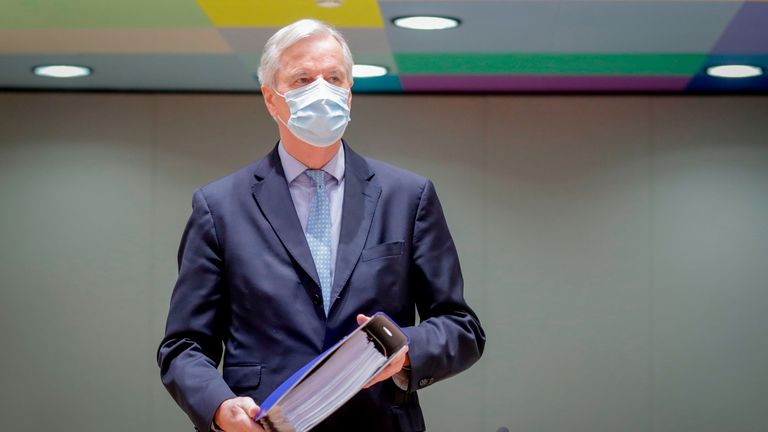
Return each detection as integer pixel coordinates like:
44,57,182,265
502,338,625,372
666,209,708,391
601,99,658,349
257,19,354,89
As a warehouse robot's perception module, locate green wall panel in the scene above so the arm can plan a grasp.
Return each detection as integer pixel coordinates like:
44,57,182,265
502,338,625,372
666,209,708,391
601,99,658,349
395,53,709,76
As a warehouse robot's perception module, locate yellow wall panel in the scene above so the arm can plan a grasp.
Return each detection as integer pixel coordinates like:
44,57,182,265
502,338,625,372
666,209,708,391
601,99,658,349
197,0,383,27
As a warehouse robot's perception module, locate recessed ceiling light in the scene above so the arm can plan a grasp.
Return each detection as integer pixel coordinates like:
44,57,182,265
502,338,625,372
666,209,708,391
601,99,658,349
315,0,342,7
706,64,763,79
392,16,460,30
353,64,388,78
33,64,92,78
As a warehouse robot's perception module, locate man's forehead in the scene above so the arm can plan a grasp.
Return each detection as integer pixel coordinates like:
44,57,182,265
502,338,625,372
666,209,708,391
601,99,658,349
279,56,347,81
280,35,344,63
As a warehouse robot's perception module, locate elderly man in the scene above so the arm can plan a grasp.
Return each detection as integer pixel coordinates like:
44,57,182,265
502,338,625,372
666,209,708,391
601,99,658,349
158,19,485,432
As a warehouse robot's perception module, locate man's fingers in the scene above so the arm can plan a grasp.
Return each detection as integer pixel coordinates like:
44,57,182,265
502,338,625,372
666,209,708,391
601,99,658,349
356,314,369,326
364,367,394,388
364,370,388,388
386,347,408,370
238,397,260,419
233,404,264,432
237,397,263,432
233,411,258,432
396,345,409,360
215,397,264,432
363,347,410,388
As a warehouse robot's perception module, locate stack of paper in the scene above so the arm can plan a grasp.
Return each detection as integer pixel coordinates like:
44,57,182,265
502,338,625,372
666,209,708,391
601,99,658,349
256,313,409,432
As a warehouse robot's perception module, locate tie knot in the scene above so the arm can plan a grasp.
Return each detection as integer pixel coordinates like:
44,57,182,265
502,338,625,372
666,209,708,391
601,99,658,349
306,169,327,187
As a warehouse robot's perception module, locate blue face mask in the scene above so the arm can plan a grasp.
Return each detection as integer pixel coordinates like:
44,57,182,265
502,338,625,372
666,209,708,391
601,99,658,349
274,77,351,148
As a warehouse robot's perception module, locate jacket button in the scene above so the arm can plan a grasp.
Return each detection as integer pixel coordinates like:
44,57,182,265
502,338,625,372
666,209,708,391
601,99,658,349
312,294,321,305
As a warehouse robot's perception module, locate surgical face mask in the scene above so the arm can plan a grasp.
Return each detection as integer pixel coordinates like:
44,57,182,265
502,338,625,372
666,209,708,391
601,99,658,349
273,77,351,148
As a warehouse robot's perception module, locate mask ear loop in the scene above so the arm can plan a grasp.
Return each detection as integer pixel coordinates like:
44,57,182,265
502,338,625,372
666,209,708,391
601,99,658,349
273,113,290,128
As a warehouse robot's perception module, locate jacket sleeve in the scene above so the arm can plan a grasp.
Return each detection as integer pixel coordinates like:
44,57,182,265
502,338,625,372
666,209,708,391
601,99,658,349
402,179,486,392
157,189,235,431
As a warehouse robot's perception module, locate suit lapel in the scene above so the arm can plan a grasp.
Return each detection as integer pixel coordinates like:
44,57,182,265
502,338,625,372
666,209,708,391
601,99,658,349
251,147,321,290
250,143,381,313
330,143,381,310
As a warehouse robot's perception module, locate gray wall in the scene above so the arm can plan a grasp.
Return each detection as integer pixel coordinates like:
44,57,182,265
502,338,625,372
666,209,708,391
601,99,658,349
0,92,766,432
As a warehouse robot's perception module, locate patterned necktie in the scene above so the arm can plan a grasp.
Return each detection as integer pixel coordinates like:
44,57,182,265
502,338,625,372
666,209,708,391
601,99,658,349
305,169,332,315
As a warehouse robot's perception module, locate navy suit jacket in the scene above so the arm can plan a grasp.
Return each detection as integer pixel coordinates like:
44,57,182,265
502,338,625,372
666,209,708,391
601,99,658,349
157,142,485,432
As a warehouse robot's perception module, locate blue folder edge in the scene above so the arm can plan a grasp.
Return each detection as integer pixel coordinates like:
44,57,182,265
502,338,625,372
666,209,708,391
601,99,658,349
255,312,409,421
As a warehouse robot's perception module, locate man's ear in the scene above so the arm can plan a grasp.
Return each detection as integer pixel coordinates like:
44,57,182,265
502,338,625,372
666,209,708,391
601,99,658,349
348,80,353,108
261,85,277,117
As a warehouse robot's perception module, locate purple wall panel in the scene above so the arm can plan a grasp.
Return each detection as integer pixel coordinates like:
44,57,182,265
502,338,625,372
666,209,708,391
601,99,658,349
712,2,768,54
400,75,691,92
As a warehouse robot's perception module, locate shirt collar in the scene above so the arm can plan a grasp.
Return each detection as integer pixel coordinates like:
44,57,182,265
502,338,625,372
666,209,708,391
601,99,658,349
277,141,345,184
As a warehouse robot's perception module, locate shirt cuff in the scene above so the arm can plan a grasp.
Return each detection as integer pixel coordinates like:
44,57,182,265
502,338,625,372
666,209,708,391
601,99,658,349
391,366,411,391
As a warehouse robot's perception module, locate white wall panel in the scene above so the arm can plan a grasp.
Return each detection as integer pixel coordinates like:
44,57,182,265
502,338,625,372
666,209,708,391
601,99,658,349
0,92,766,432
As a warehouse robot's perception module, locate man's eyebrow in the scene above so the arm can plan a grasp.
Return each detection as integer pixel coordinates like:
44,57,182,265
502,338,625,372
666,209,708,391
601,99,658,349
326,69,348,79
286,69,309,77
284,67,345,80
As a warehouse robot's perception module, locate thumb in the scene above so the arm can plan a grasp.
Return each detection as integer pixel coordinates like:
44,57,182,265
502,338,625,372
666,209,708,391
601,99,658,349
239,397,260,418
356,314,370,326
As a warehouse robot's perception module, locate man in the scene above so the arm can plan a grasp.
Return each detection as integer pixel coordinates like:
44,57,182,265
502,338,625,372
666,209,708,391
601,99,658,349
157,19,485,432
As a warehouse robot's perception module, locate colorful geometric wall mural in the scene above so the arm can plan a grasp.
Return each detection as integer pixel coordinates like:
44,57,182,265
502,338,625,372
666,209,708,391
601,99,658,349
0,0,766,93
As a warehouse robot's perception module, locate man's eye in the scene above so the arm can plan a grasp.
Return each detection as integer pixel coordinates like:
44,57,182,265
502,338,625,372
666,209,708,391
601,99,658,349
295,77,310,85
328,76,341,83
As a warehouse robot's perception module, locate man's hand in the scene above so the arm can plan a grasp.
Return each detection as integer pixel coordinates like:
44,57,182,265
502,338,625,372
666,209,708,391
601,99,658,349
356,314,410,389
213,397,266,432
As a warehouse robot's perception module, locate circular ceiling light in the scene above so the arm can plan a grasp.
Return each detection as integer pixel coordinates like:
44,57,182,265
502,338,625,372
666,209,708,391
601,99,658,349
33,64,92,78
353,64,388,78
392,16,460,30
706,64,763,79
315,0,342,7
